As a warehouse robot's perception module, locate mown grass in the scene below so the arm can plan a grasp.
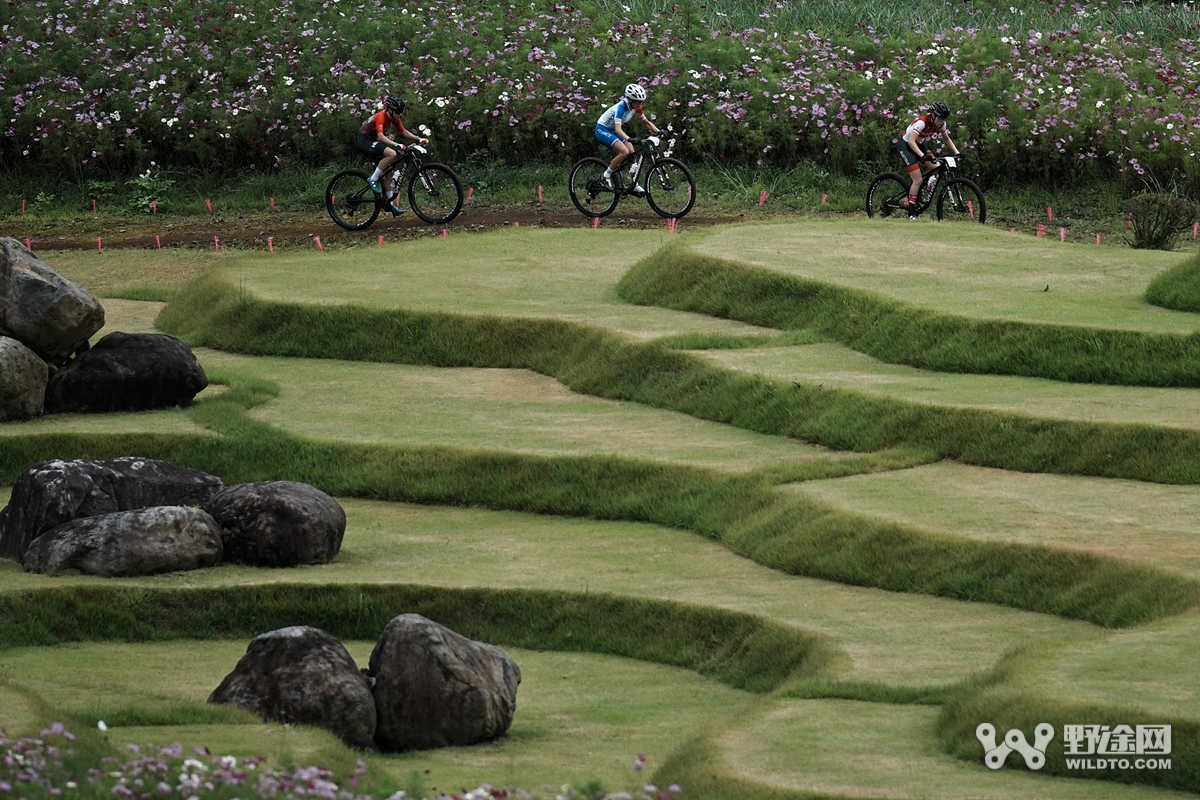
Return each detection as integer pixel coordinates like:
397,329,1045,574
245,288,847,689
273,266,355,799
618,241,1200,387
0,641,755,792
789,463,1200,578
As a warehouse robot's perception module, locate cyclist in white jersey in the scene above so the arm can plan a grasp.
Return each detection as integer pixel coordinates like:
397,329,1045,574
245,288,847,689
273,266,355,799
594,83,661,193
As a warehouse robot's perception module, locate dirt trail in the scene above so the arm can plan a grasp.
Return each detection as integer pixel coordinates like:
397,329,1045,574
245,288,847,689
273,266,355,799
8,205,747,252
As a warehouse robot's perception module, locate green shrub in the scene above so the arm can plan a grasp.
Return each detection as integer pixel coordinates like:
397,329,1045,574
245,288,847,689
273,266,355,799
1126,193,1196,251
1145,251,1200,312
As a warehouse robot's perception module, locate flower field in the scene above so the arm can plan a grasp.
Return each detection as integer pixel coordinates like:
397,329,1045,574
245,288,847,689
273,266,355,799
3,0,1200,192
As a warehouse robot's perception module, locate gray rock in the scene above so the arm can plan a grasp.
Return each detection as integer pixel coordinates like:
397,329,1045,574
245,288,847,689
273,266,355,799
0,336,47,420
0,457,223,562
44,331,208,414
0,237,104,365
203,481,345,567
208,626,376,749
368,613,521,752
22,505,224,576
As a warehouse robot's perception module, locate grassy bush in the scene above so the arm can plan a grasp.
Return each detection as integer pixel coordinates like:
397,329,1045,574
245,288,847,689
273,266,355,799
618,244,1200,388
1126,193,1196,251
1146,251,1200,312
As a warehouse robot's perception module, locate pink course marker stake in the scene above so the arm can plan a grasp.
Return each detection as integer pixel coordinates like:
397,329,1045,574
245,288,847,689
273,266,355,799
270,197,276,211
156,235,162,249
92,199,97,216
1128,212,1133,229
759,190,768,206
24,238,31,250
1037,224,1045,238
214,236,219,251
442,229,447,237
1047,206,1053,222
1096,234,1101,245
267,237,274,253
538,185,543,203
21,199,26,215
514,221,519,228
821,193,828,204
314,236,324,252
967,200,974,219
466,187,473,204
206,198,213,213
1194,222,1198,241
97,237,102,252
1010,228,1016,233
1060,227,1066,242
152,201,157,215
378,235,384,245
593,217,600,229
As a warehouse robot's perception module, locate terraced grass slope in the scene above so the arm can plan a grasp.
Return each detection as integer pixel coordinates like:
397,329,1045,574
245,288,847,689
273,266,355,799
3,223,1199,797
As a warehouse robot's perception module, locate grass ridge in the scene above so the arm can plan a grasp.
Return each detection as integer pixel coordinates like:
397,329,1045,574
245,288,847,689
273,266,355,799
617,244,1200,387
0,583,833,694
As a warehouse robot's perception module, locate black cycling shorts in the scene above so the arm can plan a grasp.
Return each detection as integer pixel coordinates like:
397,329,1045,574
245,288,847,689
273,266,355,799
897,142,925,169
357,133,390,164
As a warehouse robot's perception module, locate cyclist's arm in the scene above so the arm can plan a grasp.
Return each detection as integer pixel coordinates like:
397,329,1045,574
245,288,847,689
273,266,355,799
943,130,960,156
613,119,631,143
644,116,660,135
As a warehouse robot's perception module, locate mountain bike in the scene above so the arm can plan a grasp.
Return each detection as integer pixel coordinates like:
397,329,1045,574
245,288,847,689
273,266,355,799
325,144,464,230
865,155,986,223
569,135,695,219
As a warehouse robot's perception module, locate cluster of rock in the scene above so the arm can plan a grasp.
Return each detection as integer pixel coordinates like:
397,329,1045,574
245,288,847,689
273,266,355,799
0,457,345,576
209,615,521,753
0,237,207,420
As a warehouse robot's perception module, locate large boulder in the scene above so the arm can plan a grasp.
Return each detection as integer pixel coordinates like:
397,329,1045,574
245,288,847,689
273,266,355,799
203,481,345,567
0,457,224,562
208,626,376,749
0,336,47,420
44,331,208,414
368,613,521,752
22,506,224,576
0,237,104,365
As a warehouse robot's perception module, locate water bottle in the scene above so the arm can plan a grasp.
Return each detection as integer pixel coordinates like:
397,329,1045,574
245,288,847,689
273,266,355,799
627,157,642,182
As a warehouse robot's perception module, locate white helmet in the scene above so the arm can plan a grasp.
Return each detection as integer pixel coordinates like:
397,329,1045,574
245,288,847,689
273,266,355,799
624,83,647,102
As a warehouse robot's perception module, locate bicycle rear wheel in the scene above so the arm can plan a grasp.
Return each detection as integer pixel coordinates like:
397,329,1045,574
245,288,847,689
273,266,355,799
408,163,464,224
326,170,381,230
935,178,987,224
865,172,911,219
644,157,695,219
569,157,619,218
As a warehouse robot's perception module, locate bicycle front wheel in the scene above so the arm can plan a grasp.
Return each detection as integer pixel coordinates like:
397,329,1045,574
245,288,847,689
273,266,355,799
569,157,619,218
644,157,695,219
326,169,381,231
865,172,910,219
408,163,464,224
936,178,987,224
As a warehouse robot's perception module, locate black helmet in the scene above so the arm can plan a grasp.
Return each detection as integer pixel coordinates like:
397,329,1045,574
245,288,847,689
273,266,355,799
930,101,951,119
384,95,407,114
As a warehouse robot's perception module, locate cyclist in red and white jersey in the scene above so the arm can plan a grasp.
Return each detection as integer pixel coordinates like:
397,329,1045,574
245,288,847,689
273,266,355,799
898,101,960,216
356,95,427,215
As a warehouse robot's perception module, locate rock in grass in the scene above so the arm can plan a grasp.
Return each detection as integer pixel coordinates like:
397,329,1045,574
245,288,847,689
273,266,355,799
0,336,47,420
368,613,521,752
0,237,104,366
208,626,376,749
22,506,224,576
44,331,208,414
204,481,345,567
0,457,224,562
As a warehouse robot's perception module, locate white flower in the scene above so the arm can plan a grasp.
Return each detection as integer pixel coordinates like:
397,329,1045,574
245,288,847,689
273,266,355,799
97,721,108,731
1096,99,1105,108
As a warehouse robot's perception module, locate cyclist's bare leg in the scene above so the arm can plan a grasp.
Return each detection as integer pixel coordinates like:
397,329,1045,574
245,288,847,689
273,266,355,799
905,164,923,207
609,140,634,172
